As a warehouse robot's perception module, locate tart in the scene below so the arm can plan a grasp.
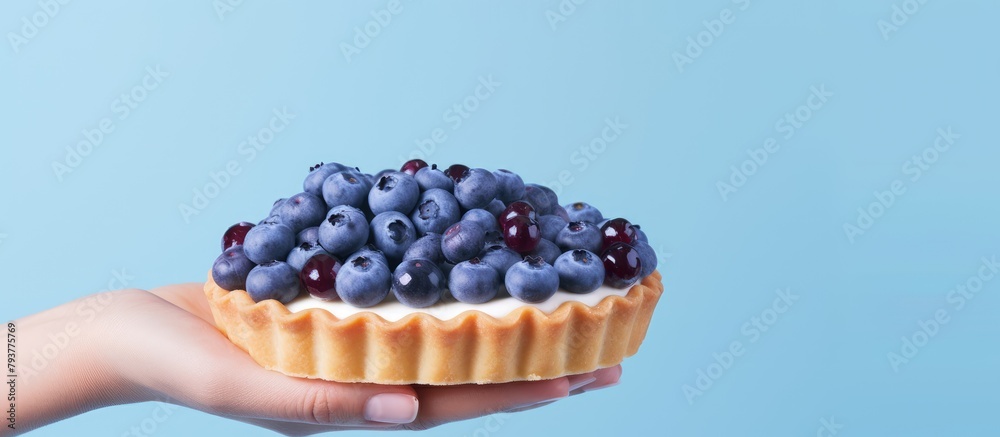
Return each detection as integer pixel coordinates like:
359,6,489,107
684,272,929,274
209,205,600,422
205,270,662,385
205,160,665,385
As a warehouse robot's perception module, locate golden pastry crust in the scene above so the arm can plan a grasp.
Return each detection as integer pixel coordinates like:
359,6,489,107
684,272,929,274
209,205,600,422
204,270,663,385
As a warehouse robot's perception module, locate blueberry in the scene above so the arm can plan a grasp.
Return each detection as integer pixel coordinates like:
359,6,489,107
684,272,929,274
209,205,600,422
259,214,283,226
243,222,296,264
449,258,500,304
277,192,327,233
554,250,605,294
373,168,396,181
296,226,320,246
493,169,525,204
538,214,569,242
322,171,371,209
369,171,420,215
370,211,417,264
553,206,570,222
335,255,391,307
565,202,604,224
555,221,603,254
350,244,389,268
484,199,506,218
391,259,445,308
212,245,256,291
403,233,444,264
414,165,454,193
505,257,559,303
461,208,499,234
633,224,649,243
478,245,522,277
410,188,461,236
303,162,348,197
318,206,369,258
528,239,561,265
454,168,498,210
286,242,331,271
269,198,288,216
441,220,486,264
520,184,559,216
245,261,303,304
632,240,658,277
483,230,505,249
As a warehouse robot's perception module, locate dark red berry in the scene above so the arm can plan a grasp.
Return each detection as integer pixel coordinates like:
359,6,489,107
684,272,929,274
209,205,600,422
503,216,541,254
499,201,537,227
444,164,470,182
601,242,642,288
600,218,637,252
222,222,255,251
299,253,343,301
400,159,429,176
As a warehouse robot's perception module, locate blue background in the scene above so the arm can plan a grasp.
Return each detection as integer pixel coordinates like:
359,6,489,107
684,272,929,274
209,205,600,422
2,1,998,436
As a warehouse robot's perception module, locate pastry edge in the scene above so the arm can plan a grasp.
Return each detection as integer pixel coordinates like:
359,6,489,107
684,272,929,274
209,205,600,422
204,270,663,385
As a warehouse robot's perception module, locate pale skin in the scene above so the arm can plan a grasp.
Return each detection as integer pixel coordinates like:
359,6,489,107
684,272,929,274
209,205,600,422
5,284,621,436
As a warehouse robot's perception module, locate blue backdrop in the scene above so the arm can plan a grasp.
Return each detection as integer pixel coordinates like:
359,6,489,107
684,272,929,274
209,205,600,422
2,1,998,436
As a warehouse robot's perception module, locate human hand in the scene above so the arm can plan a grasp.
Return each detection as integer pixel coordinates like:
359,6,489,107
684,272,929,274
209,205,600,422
13,284,622,435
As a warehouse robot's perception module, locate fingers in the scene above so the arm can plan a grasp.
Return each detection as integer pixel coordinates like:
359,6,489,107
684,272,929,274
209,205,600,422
408,375,582,430
572,365,622,395
112,295,419,427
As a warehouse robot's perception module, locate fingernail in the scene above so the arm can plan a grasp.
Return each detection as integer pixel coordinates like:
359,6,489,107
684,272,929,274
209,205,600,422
506,400,558,413
572,380,621,396
364,394,419,424
567,375,598,392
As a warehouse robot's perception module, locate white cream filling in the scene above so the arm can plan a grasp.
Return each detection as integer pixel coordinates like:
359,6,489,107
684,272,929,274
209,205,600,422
285,285,630,322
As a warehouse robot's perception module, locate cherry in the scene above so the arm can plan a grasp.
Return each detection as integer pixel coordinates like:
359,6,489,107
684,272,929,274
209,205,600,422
444,164,470,182
400,159,429,176
503,216,541,254
299,253,343,301
601,242,642,288
222,222,255,251
600,218,637,252
499,201,537,227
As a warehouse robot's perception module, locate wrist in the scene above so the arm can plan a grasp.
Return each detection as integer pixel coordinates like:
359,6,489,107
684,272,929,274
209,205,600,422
13,290,154,433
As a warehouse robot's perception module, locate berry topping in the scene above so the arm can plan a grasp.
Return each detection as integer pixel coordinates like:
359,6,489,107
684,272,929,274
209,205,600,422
499,201,537,226
392,259,445,308
299,253,343,301
600,218,638,252
601,242,642,288
222,222,255,251
444,164,470,182
400,159,429,176
502,216,541,254
505,256,559,303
